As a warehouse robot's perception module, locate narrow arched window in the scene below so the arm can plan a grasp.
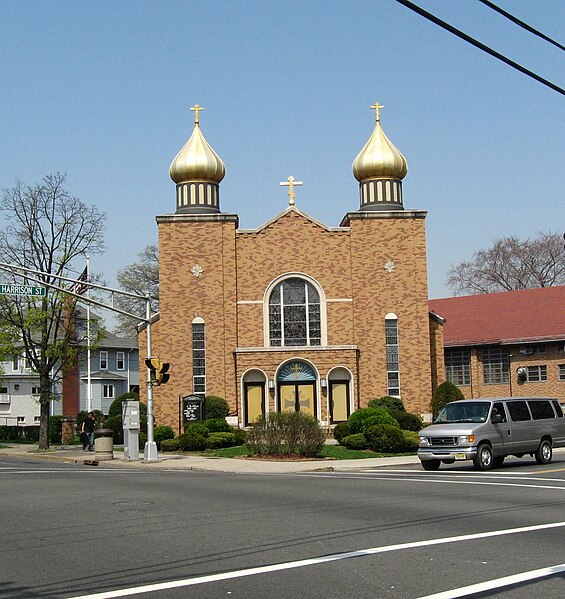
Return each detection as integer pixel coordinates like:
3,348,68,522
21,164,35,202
192,318,206,397
269,278,321,347
385,314,400,397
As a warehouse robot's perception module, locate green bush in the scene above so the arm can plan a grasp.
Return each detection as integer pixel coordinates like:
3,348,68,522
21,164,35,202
401,430,419,452
333,421,350,443
138,432,147,450
206,432,237,449
432,382,465,417
365,424,405,453
184,422,210,437
203,418,232,433
178,431,207,451
347,408,399,435
161,438,180,452
387,409,423,432
341,433,368,450
108,392,140,419
368,396,405,412
231,427,247,446
104,415,124,444
203,396,229,419
48,415,66,444
246,411,325,457
154,425,175,449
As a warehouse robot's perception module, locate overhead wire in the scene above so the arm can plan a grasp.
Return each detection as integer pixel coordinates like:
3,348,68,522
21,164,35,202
394,0,565,96
477,0,565,52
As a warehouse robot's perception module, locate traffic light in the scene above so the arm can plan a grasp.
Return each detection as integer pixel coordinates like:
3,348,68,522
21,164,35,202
145,357,171,386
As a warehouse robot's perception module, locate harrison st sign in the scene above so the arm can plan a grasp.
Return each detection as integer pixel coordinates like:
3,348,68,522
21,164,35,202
0,284,46,297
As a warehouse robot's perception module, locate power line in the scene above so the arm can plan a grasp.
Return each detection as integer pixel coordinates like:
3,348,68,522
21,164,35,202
477,0,565,52
394,0,565,96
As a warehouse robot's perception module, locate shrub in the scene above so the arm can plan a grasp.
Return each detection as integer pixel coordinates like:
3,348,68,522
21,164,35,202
154,425,175,449
387,409,423,432
246,411,325,457
48,415,66,444
178,431,207,451
184,422,210,437
231,427,247,446
347,408,399,435
203,396,229,420
333,421,350,443
206,432,237,449
432,382,465,417
23,426,40,442
203,418,232,433
365,424,405,453
161,438,180,452
368,396,405,412
401,430,419,452
104,415,124,445
138,432,147,450
341,433,368,450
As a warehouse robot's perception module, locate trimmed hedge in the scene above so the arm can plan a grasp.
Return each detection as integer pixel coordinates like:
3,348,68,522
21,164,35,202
333,421,350,443
178,431,207,451
347,408,399,435
154,425,175,449
161,438,180,452
368,396,405,412
184,422,209,437
341,433,368,450
203,418,232,433
203,396,229,420
206,432,237,449
387,409,423,432
365,424,405,452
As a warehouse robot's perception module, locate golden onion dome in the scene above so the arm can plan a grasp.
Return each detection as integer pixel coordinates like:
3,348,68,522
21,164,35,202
352,102,408,182
169,104,226,185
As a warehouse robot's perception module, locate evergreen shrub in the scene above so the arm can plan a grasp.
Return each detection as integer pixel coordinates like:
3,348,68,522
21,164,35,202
365,424,405,453
387,409,423,432
108,392,140,419
184,422,209,437
138,432,147,450
161,438,180,452
401,430,419,452
347,408,399,435
203,418,231,433
178,431,207,451
203,396,229,420
104,415,124,444
368,396,405,412
48,415,66,444
231,427,247,446
431,382,465,417
206,432,237,449
333,421,350,443
154,425,175,449
341,433,368,450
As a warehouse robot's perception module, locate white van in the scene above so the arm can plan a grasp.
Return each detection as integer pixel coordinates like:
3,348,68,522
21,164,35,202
418,397,565,471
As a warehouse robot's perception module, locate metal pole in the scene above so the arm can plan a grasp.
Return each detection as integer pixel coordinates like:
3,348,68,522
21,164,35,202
143,296,158,462
86,257,92,413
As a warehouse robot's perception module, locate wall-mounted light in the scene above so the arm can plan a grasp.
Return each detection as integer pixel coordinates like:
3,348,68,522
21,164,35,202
320,378,327,388
14,384,19,390
268,380,275,389
516,367,527,382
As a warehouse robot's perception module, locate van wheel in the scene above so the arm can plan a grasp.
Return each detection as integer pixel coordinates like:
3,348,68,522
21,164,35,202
535,439,552,465
421,460,441,471
474,444,494,471
493,456,505,468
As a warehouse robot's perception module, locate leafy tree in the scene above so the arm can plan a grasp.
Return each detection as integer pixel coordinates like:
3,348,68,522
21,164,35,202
114,245,159,335
431,381,464,418
0,173,106,449
447,232,564,295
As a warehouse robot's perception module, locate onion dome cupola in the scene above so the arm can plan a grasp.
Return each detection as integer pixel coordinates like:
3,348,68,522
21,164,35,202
169,104,226,214
352,101,408,211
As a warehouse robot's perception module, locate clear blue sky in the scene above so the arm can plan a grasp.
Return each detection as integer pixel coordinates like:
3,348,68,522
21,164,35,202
1,0,563,307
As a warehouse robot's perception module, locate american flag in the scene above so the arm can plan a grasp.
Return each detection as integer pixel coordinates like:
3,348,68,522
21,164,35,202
71,266,89,295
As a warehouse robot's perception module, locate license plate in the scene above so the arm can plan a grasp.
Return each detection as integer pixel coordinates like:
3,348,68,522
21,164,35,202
454,453,467,460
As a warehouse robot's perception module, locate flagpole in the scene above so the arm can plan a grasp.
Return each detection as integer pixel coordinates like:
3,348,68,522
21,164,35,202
86,257,92,413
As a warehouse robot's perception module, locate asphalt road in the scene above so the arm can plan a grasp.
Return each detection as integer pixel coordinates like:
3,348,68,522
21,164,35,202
1,454,564,599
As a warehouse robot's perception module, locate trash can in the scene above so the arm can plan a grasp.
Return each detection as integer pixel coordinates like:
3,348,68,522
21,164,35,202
94,428,114,461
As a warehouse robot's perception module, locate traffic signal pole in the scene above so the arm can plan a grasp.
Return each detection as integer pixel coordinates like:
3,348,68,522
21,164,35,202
144,296,158,462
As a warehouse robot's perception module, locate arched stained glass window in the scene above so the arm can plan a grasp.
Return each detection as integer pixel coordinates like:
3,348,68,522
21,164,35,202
269,278,321,347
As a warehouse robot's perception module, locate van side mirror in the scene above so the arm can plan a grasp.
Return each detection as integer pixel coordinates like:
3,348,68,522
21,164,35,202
491,413,503,424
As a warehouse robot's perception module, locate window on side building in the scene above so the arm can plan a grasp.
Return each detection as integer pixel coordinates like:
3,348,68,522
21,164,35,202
482,346,509,384
192,318,206,397
116,351,125,371
385,314,400,397
100,351,108,370
558,364,565,381
103,384,114,399
445,348,471,386
526,365,547,382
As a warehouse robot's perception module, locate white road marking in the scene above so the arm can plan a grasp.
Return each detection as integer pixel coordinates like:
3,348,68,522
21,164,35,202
65,521,565,599
415,563,565,599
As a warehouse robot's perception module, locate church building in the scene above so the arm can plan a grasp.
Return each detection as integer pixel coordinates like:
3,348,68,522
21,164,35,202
140,103,444,429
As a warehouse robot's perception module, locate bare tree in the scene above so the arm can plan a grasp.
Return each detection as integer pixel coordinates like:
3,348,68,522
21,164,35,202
113,244,159,336
0,173,106,449
447,232,565,295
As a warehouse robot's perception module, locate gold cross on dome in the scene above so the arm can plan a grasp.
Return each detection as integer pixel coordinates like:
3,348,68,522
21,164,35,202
371,101,384,123
190,104,204,125
279,175,303,206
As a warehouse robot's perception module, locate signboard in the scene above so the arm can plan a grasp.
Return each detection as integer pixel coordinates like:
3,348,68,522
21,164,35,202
0,284,46,297
182,394,204,426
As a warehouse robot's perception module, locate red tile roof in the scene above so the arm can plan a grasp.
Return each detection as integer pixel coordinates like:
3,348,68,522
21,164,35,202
429,286,565,347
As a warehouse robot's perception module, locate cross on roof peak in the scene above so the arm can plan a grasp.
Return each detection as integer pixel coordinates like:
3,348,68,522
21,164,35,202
279,176,303,206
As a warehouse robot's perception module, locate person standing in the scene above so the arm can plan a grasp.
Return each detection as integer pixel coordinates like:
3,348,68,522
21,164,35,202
82,412,95,451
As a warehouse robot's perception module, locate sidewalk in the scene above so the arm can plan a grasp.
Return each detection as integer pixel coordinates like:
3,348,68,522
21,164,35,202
0,443,421,473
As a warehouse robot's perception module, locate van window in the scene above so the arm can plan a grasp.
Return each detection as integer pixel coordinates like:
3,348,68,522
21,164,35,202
507,400,531,422
436,402,490,423
528,400,555,420
551,400,563,417
492,402,507,423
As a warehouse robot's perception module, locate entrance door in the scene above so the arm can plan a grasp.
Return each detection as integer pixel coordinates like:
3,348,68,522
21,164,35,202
279,383,316,417
330,381,349,423
244,383,265,426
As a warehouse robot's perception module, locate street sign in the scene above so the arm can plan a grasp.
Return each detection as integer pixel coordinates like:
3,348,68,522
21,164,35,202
0,284,46,296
